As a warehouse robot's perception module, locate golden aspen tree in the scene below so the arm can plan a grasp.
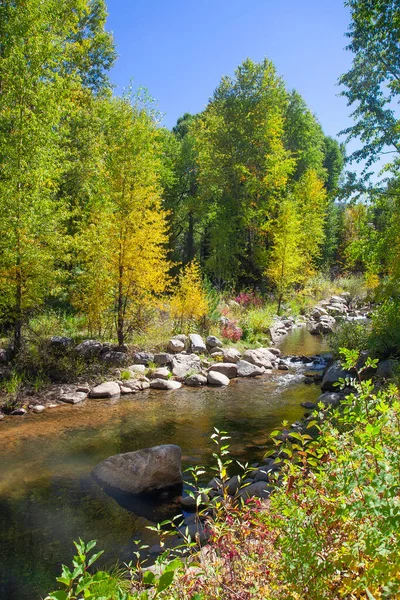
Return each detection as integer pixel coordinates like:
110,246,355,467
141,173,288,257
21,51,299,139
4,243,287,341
170,260,208,332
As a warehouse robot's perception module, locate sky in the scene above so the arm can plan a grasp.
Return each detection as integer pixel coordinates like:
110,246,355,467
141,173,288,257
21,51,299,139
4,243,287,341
106,0,353,142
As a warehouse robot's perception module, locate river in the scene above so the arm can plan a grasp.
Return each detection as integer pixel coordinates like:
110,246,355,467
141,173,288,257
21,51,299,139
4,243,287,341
0,327,327,600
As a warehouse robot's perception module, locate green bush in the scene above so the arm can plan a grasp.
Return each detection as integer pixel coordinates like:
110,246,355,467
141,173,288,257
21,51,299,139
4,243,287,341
240,305,276,344
329,320,370,358
369,298,400,358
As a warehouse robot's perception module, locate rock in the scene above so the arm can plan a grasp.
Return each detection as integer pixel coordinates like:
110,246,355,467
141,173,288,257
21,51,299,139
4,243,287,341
181,495,197,509
222,347,242,363
0,348,8,363
242,348,274,369
310,307,328,319
321,361,353,391
59,391,87,404
172,353,201,379
248,465,278,482
267,347,281,357
132,352,154,366
127,364,147,375
100,351,127,366
208,362,237,379
317,392,343,408
330,295,347,305
89,382,121,399
154,353,173,366
209,350,224,359
149,367,171,380
168,338,185,353
11,408,26,416
206,335,223,349
278,362,289,370
0,412,4,420
185,374,207,387
236,360,265,377
92,444,182,494
225,475,241,496
207,371,230,386
179,521,209,543
301,401,317,410
150,378,182,390
32,405,46,414
76,339,103,359
76,385,90,393
50,336,73,350
309,318,335,335
238,481,272,499
120,385,136,394
376,359,399,379
189,334,207,354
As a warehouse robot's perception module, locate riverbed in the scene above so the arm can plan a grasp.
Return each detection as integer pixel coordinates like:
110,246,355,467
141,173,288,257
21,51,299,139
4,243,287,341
0,328,327,600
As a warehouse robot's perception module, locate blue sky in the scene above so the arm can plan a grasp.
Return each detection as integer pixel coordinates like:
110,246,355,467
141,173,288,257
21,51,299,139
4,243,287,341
106,0,353,142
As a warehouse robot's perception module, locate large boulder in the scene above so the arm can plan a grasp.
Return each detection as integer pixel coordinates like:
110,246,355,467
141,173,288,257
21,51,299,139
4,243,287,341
150,378,182,390
154,353,173,366
171,353,201,379
208,362,237,379
237,360,265,377
189,334,207,354
50,336,73,350
242,348,275,369
238,481,272,499
132,352,154,366
207,371,230,386
89,382,121,399
309,318,335,335
76,339,103,359
222,347,242,363
92,444,182,495
376,359,399,379
127,364,146,375
321,361,353,391
206,335,222,350
100,351,127,366
317,392,343,408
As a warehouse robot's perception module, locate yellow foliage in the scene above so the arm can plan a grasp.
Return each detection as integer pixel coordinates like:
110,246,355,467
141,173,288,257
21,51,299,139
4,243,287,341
170,260,208,331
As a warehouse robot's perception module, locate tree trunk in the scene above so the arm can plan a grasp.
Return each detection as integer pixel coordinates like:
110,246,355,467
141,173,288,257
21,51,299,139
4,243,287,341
117,264,124,346
186,211,195,262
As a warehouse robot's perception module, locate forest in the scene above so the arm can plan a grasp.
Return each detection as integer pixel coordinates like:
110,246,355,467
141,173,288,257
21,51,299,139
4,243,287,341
1,0,400,599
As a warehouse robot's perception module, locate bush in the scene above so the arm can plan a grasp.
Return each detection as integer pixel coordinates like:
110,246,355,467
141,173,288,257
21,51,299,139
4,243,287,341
369,298,400,358
329,320,370,358
240,305,276,344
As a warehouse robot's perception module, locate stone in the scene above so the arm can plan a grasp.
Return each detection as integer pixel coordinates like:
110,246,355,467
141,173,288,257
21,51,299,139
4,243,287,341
0,413,4,420
120,385,136,394
154,353,173,366
317,392,343,408
150,378,182,390
89,382,121,399
76,385,90,394
0,348,7,363
309,318,335,335
111,345,128,353
32,405,45,414
267,347,281,357
50,336,73,349
59,391,87,404
76,339,103,359
181,495,197,509
321,361,353,391
138,381,150,391
225,475,241,496
208,362,237,379
132,352,154,366
242,348,275,369
310,307,328,319
248,465,278,482
171,353,202,379
376,359,399,379
236,360,265,377
149,367,171,380
189,334,207,353
222,347,241,363
179,521,209,543
238,481,272,499
278,362,289,370
185,374,207,387
207,371,230,386
100,351,127,366
301,401,317,410
127,364,146,375
330,295,347,305
92,444,182,494
206,335,223,349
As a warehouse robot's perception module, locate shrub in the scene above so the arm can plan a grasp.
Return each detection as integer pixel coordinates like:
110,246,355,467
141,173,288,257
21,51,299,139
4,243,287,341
369,298,400,358
220,320,243,342
170,261,209,333
240,305,275,344
234,290,263,309
329,320,370,358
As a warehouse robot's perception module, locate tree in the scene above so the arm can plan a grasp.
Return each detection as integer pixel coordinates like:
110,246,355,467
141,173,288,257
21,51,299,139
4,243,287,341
0,0,114,351
170,260,208,332
73,93,171,345
266,200,305,314
339,0,400,175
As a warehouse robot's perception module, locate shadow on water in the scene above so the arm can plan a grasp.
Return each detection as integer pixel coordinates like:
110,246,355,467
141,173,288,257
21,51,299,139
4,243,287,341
0,329,326,600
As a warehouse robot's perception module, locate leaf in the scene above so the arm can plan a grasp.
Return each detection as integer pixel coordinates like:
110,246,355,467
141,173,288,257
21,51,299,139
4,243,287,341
156,570,175,594
47,592,68,600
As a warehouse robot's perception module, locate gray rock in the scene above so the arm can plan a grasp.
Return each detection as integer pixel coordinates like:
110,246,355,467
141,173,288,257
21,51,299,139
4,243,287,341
206,335,222,349
149,367,171,380
59,391,87,404
236,360,265,377
207,370,230,386
100,351,127,366
92,444,182,494
89,382,121,399
32,405,46,414
0,348,8,363
301,401,317,410
242,348,274,369
120,385,136,394
127,364,146,375
278,362,289,370
267,347,281,357
11,408,26,416
0,412,4,420
317,392,343,408
50,336,73,349
208,362,237,379
172,353,201,379
185,374,207,387
238,481,273,499
225,475,241,496
132,352,154,366
189,334,207,353
309,319,335,335
168,338,185,353
179,521,209,543
76,339,103,359
154,353,173,366
150,378,182,390
321,361,353,391
76,385,90,393
222,347,242,363
376,359,399,379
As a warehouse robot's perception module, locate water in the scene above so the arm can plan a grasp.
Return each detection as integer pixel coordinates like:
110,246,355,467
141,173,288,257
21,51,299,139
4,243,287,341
0,328,326,600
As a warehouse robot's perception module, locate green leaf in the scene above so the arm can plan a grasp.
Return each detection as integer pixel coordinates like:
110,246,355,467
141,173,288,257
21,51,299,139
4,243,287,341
156,570,175,594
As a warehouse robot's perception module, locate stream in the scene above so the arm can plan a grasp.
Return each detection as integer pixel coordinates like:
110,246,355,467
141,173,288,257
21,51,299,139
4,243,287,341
0,327,328,600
